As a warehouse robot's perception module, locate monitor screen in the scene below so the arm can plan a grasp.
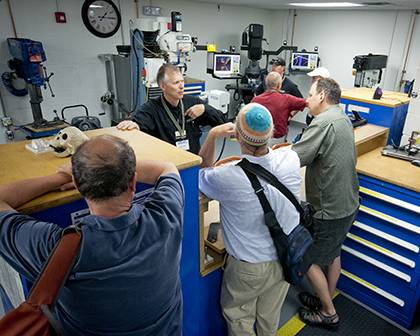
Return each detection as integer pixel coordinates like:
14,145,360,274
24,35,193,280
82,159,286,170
291,53,318,71
213,53,241,77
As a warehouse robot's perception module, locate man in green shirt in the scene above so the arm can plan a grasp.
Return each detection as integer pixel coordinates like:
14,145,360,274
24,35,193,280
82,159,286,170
292,78,359,329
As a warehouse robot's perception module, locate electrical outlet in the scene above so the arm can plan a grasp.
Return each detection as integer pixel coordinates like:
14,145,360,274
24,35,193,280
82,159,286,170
142,6,162,16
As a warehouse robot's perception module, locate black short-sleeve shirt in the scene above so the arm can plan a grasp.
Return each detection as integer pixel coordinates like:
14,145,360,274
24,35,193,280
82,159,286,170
131,95,225,154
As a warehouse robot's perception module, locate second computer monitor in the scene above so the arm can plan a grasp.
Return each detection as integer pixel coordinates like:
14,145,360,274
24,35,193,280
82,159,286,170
213,53,241,78
291,52,318,71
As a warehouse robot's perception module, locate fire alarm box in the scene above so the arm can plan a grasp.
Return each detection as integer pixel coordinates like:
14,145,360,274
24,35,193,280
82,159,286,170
55,12,67,23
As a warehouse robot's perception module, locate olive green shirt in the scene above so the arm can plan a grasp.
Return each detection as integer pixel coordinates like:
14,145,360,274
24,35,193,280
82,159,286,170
293,105,359,219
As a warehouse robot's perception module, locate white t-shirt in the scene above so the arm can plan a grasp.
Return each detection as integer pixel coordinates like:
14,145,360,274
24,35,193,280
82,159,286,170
199,148,301,263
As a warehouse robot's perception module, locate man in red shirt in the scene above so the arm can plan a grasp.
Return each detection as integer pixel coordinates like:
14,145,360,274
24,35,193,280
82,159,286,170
252,72,307,142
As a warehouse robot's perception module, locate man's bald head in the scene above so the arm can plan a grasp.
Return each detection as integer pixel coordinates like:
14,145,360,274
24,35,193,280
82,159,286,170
71,135,136,201
265,72,283,91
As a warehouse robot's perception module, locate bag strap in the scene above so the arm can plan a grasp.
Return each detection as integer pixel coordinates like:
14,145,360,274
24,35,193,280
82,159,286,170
238,162,288,248
237,158,304,216
27,227,81,305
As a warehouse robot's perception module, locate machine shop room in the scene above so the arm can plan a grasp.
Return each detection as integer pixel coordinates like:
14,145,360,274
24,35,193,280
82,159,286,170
0,0,420,335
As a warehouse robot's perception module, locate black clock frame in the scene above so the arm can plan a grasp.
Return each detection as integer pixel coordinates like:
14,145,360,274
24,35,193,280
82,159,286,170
81,0,121,38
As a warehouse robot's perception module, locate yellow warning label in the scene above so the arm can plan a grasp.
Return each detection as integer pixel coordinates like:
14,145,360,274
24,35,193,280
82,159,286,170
207,44,216,52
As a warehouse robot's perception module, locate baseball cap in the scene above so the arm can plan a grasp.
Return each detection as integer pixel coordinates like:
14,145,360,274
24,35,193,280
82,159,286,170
269,57,286,67
307,67,330,78
236,103,273,147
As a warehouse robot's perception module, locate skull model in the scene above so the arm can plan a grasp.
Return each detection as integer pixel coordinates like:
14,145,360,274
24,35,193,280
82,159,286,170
50,126,89,157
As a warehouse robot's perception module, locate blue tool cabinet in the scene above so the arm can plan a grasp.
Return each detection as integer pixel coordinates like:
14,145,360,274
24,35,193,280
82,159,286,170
338,174,420,328
340,88,410,146
0,129,226,335
147,77,205,100
23,166,226,336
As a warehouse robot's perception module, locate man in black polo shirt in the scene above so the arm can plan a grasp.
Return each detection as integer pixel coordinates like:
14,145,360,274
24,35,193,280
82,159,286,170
117,64,225,154
255,57,303,98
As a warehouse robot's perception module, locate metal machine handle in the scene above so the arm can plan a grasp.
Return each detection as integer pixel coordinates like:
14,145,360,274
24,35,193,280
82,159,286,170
61,104,89,121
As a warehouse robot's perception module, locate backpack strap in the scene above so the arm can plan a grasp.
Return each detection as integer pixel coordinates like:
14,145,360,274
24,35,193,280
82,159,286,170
27,226,81,306
237,158,304,217
237,162,288,251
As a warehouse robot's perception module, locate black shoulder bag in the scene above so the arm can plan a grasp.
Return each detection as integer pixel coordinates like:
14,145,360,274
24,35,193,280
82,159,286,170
237,158,314,285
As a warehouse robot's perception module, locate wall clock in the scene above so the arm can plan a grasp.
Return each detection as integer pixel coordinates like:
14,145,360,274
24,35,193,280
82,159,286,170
81,0,121,38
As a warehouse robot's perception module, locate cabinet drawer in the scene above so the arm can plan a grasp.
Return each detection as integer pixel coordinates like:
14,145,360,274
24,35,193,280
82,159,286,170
356,208,420,256
342,238,419,288
359,199,420,234
339,253,419,328
359,175,420,213
349,220,418,269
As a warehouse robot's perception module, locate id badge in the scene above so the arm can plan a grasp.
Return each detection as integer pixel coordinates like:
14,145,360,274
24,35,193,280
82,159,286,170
176,139,190,150
175,130,186,139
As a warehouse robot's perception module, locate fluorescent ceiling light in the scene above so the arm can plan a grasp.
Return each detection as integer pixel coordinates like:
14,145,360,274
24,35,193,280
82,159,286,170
289,2,364,7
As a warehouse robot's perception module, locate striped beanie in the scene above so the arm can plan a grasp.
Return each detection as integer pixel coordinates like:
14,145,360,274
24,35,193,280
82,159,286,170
236,103,273,147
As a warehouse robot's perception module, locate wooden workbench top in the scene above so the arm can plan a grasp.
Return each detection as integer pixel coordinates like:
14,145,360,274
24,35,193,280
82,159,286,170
0,127,202,213
357,147,420,193
342,87,410,108
185,77,204,83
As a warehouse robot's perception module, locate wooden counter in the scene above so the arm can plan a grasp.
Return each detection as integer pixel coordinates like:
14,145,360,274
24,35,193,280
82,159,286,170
0,127,202,214
342,87,410,108
357,147,420,193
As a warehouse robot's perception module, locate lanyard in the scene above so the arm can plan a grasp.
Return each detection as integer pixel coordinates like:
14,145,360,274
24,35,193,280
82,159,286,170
161,95,185,136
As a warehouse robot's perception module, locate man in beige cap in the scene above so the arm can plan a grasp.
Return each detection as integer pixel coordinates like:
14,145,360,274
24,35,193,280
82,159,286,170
199,103,302,335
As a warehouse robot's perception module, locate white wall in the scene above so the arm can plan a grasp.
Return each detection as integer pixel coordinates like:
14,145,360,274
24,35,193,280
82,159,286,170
269,9,418,95
136,0,275,91
0,0,135,128
0,0,274,132
0,1,418,138
404,11,420,83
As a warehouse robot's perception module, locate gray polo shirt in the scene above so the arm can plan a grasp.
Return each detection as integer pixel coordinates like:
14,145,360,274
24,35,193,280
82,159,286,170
293,105,359,220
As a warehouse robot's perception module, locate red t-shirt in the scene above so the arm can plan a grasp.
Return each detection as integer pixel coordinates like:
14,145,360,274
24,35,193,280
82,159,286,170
251,91,307,138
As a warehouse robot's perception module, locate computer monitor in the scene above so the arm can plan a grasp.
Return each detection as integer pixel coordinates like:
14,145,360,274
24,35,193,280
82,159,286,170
291,52,318,71
210,53,241,78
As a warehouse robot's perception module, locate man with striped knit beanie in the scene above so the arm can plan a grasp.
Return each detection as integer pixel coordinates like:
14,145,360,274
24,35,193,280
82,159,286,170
199,103,302,336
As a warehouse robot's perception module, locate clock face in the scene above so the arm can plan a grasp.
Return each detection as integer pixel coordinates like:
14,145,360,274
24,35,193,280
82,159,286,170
81,0,121,38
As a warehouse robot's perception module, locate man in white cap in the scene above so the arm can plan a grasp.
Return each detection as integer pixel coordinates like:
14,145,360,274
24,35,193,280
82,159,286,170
199,103,301,336
307,67,330,83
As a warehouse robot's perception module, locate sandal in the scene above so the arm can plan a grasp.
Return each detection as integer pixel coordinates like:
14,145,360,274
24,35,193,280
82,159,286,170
298,292,322,310
299,307,339,330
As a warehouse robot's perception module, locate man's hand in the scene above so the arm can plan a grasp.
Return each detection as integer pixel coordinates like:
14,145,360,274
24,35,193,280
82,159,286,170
116,120,140,131
209,122,236,139
57,163,75,191
58,162,72,176
185,104,205,120
0,171,74,211
199,123,236,168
